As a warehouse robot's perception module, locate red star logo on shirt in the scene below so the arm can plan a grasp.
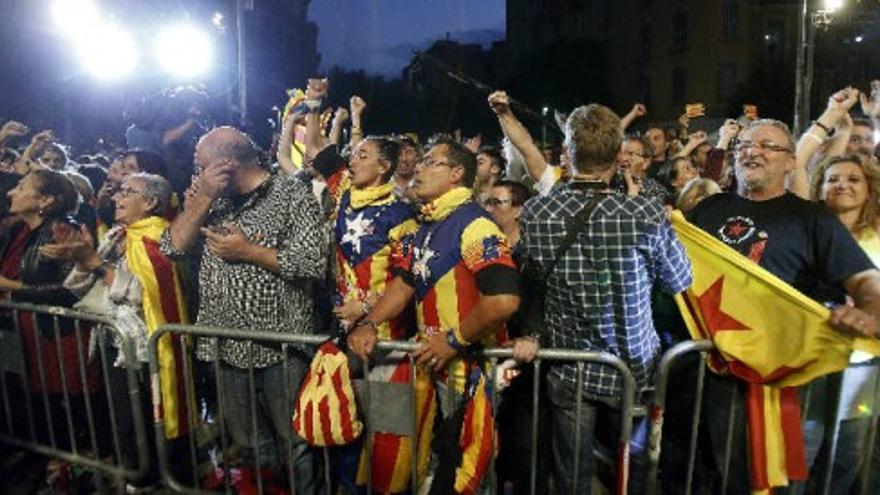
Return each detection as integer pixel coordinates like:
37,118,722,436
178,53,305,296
696,276,751,336
726,222,747,238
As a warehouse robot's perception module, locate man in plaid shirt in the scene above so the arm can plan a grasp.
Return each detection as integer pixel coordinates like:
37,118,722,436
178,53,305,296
520,103,692,493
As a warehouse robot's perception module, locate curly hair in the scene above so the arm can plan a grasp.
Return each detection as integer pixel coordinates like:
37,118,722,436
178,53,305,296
811,154,880,235
565,104,622,174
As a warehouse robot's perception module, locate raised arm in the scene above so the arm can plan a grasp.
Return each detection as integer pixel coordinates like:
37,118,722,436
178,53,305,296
673,130,708,159
12,130,53,174
859,80,880,132
488,90,548,182
620,103,647,132
276,112,303,175
328,107,349,146
0,120,29,151
302,78,330,160
349,96,366,148
791,87,859,199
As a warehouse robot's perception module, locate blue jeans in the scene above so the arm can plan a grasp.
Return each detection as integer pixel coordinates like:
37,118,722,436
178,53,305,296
220,359,323,494
546,373,648,494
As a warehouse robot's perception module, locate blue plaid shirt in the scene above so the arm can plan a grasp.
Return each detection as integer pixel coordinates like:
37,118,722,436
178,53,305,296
521,184,692,398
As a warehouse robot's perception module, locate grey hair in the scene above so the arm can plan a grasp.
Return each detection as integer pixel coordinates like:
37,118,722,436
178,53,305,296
745,119,796,152
127,172,171,216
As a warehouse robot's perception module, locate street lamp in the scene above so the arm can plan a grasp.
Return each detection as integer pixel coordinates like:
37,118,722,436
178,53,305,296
792,0,843,136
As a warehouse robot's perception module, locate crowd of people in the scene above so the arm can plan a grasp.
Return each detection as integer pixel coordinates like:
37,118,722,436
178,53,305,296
1,75,880,495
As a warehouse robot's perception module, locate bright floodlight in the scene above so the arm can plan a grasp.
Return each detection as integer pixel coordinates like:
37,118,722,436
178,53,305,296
52,0,100,37
823,0,844,12
75,23,137,80
155,25,213,79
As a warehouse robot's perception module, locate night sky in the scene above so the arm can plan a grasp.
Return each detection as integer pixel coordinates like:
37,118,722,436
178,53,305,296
308,0,506,77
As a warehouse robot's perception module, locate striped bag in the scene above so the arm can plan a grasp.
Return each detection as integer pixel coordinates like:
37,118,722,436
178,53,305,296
292,340,363,446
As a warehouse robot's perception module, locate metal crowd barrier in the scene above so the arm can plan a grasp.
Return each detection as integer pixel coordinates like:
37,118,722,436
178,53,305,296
8,306,877,495
148,323,638,495
0,300,150,488
645,339,880,495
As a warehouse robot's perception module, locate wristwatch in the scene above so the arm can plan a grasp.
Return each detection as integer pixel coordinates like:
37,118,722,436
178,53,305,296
445,329,470,352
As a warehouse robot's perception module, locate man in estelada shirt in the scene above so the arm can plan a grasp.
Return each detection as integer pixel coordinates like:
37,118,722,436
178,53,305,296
348,137,521,395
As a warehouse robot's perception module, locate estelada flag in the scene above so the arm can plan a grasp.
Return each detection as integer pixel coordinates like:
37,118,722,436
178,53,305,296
293,341,363,446
125,216,195,439
669,210,880,494
355,358,437,493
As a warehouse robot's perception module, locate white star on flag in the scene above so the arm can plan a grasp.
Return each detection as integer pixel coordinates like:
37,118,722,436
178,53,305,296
341,212,374,254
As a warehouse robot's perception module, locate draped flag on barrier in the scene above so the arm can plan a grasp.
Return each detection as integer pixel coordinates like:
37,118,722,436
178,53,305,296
126,216,194,439
294,341,364,446
669,210,880,494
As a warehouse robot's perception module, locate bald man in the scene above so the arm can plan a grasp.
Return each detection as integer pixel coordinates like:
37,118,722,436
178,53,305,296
161,127,326,491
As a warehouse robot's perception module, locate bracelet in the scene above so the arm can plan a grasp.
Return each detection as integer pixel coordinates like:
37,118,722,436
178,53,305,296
361,299,372,317
445,328,470,352
813,120,833,136
803,132,824,145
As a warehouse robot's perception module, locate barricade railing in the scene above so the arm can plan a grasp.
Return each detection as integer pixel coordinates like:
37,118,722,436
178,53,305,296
645,339,880,495
148,323,638,495
4,304,877,495
0,300,150,487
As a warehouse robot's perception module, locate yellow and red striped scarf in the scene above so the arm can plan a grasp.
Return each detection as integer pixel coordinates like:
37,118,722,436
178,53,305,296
125,215,194,439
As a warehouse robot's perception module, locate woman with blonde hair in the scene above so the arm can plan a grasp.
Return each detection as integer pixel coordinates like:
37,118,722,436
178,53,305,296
810,153,880,493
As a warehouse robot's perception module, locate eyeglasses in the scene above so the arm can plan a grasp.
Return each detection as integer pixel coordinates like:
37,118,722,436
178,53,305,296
419,157,454,168
621,150,648,159
734,141,793,154
485,197,513,207
114,187,148,199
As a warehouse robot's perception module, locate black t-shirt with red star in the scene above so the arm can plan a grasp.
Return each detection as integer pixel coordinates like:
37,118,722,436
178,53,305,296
686,192,875,303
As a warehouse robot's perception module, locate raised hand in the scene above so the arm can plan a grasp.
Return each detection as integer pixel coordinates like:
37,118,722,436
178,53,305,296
306,78,329,100
859,80,880,119
350,95,367,117
688,130,708,146
488,90,511,115
827,87,860,113
0,121,29,141
333,107,350,125
464,134,482,153
631,103,647,118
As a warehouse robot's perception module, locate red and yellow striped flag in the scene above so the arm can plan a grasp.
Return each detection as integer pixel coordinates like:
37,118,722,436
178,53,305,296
454,369,495,495
293,341,363,446
355,359,437,493
125,216,194,439
669,210,880,494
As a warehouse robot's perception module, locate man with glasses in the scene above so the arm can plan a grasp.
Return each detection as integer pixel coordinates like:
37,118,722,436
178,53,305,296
619,135,670,204
348,139,521,488
687,119,880,493
349,136,520,373
848,118,877,161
